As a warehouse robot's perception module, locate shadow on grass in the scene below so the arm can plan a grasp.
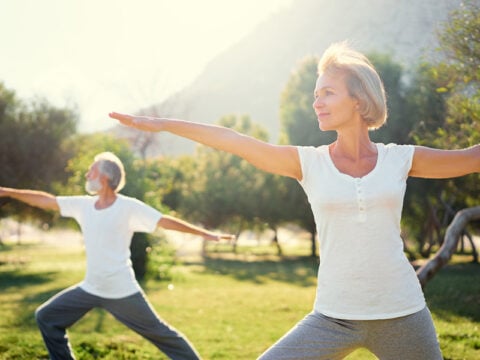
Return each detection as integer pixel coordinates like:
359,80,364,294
12,286,68,327
194,255,318,287
424,262,480,322
0,270,56,291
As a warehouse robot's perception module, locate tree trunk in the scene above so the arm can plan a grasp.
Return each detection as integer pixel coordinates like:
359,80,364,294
416,206,480,288
271,228,283,256
310,231,317,258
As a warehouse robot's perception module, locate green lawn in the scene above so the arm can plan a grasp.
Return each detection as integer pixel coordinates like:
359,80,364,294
0,241,479,359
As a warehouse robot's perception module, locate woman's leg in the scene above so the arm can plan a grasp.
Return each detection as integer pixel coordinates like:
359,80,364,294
365,307,443,360
257,311,362,360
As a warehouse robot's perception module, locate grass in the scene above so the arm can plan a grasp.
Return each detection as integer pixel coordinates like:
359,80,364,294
0,241,479,359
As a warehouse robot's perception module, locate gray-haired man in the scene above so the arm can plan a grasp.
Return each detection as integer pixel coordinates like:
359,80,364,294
0,152,234,360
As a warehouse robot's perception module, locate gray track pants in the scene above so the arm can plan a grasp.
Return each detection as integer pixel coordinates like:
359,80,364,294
35,285,201,360
258,307,442,360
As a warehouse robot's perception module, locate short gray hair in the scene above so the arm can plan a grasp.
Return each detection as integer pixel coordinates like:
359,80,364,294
318,41,387,129
94,152,126,192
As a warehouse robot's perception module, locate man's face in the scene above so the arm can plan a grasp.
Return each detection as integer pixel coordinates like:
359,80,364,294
85,162,103,195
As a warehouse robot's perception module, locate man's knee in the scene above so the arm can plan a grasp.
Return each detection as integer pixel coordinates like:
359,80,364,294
35,305,48,325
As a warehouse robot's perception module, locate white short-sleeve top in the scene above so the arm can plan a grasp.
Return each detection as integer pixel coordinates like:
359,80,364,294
297,143,425,320
57,194,162,298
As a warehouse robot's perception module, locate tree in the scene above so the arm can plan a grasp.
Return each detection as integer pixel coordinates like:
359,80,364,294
179,115,277,252
404,1,480,258
0,85,78,236
368,53,413,144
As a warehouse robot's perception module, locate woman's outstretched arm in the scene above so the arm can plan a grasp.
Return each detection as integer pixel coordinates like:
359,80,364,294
410,145,480,179
109,112,302,180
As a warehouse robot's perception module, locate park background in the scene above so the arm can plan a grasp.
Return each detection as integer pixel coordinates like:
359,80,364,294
0,0,479,358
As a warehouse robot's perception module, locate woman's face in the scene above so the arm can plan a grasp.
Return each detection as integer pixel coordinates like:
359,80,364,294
312,71,360,132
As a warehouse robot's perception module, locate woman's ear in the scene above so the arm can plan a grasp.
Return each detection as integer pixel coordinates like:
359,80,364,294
354,99,361,111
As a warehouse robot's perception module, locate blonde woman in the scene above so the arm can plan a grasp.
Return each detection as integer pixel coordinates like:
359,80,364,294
109,42,479,359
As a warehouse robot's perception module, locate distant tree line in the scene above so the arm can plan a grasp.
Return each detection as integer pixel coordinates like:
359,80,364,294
1,1,478,276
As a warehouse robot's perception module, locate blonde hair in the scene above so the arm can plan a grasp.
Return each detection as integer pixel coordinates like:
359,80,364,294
318,42,387,129
94,152,126,192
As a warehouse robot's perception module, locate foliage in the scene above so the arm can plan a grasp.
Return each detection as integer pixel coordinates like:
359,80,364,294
0,83,78,227
130,232,177,281
144,234,177,282
141,155,195,214
368,53,413,144
179,115,271,234
0,90,77,190
403,1,480,255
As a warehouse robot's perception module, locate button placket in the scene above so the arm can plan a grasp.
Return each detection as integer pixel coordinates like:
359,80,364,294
355,178,366,221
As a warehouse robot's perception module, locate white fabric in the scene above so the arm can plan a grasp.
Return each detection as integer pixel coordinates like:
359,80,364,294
297,143,425,320
57,194,162,298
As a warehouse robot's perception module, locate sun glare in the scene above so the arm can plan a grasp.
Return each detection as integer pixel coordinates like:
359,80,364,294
0,0,293,132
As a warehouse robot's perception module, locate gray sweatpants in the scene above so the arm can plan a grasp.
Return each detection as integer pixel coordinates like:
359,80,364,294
258,307,442,360
35,285,201,360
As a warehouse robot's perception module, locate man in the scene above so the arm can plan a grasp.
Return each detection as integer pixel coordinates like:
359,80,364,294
0,151,234,360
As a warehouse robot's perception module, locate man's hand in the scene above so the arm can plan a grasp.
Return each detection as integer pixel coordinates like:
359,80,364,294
203,232,236,242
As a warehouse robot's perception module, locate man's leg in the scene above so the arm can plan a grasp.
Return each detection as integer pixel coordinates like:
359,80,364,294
35,285,98,360
104,291,201,360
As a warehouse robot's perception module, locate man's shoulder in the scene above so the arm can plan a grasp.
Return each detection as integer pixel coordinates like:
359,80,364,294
116,194,148,207
57,194,94,203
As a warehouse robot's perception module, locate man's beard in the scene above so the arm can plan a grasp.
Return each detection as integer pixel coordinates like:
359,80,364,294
85,178,102,195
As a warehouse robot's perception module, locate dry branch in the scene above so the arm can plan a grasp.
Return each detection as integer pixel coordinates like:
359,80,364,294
416,206,480,287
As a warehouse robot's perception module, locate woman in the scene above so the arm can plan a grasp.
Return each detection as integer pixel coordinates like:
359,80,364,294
109,42,479,359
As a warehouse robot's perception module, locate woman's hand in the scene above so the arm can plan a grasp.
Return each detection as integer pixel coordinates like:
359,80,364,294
108,112,163,132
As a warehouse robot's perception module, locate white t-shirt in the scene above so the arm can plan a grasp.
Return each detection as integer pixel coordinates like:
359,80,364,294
57,194,162,298
298,143,425,320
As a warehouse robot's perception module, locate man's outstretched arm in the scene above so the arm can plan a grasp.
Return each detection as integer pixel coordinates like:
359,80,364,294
0,187,59,211
158,215,234,242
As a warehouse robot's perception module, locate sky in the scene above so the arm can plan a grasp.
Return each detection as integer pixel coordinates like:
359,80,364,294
0,0,293,133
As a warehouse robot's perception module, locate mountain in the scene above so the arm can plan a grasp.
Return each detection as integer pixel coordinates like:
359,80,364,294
121,0,462,157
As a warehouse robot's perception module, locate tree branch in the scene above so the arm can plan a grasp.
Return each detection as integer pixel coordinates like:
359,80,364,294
416,206,480,288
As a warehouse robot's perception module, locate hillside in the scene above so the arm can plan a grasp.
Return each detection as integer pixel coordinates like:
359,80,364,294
115,0,462,156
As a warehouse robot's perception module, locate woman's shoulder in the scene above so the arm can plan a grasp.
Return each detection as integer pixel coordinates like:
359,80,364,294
297,144,329,155
377,143,415,164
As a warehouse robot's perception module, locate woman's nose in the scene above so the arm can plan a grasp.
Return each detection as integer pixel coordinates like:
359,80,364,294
313,98,323,109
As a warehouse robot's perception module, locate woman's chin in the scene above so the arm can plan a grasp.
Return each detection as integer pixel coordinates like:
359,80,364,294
318,122,332,132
